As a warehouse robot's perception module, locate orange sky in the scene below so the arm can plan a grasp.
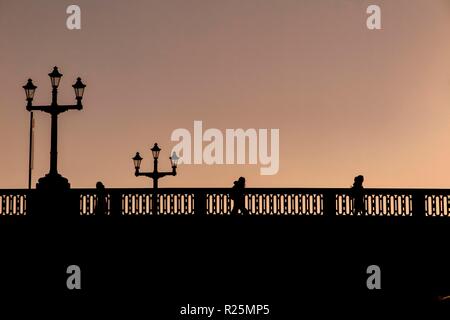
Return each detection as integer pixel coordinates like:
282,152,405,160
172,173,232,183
1,0,450,189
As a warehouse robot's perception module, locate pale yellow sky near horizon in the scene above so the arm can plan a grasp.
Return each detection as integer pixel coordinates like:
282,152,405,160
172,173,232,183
1,0,450,189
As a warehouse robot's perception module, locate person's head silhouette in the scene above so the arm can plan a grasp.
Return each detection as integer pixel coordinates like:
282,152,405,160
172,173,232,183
353,175,364,187
96,181,105,191
234,177,246,188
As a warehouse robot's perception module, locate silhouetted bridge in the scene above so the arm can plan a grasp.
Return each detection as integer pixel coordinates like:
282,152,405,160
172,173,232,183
1,188,450,217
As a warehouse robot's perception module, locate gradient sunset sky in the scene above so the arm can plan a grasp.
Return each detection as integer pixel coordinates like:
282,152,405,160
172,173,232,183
1,0,450,189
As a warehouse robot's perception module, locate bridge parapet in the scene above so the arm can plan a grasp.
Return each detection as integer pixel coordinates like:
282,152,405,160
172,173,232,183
0,188,447,217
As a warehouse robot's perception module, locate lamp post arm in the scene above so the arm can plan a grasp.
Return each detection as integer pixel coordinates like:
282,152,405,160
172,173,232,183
58,104,83,112
26,104,82,114
26,105,50,112
158,168,177,178
136,171,156,179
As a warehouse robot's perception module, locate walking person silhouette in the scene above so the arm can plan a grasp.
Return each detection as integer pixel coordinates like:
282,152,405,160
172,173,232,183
94,181,108,216
231,177,249,215
351,175,365,216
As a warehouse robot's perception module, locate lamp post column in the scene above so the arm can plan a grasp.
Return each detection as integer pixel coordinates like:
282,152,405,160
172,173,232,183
49,112,58,176
49,87,59,176
153,158,159,189
152,158,158,213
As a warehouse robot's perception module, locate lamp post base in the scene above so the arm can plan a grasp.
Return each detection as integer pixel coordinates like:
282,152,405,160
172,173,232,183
30,173,79,219
36,173,71,190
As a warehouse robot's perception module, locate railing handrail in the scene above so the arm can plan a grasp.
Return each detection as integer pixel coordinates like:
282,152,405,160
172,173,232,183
69,187,450,193
1,187,450,192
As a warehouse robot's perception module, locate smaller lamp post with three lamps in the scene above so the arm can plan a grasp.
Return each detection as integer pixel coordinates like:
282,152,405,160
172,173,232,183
132,143,179,213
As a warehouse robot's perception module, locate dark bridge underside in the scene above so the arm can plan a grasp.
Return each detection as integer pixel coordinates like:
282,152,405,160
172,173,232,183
0,215,449,314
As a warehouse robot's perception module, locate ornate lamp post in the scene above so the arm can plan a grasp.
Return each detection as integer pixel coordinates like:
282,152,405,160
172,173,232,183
132,143,178,189
132,143,179,213
23,66,86,190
